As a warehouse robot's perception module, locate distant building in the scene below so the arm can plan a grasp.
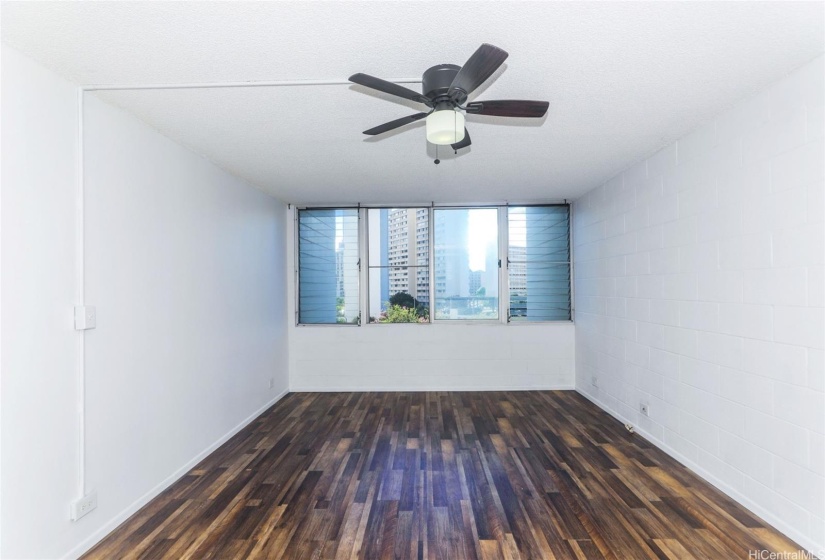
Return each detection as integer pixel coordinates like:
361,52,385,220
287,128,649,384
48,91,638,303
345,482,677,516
335,238,359,321
509,245,527,293
336,242,344,297
434,210,469,298
468,270,482,294
508,245,527,318
380,209,389,308
387,208,429,305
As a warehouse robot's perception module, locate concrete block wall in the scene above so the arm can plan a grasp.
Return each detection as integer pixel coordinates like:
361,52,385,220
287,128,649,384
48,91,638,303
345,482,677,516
574,55,824,551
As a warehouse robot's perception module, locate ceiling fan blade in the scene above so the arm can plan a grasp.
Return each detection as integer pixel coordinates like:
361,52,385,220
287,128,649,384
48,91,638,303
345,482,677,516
451,128,471,151
465,100,549,118
448,44,509,98
349,73,430,105
363,112,429,135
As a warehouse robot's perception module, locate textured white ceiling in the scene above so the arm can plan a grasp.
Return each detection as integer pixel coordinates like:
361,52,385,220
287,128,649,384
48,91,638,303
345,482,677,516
2,1,823,204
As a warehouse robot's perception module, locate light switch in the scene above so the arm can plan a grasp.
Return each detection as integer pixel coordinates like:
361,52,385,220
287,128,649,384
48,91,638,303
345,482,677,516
74,305,96,330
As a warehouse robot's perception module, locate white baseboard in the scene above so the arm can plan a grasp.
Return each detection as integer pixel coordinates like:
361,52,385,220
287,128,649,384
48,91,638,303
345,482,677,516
62,388,289,560
576,388,823,556
289,385,577,392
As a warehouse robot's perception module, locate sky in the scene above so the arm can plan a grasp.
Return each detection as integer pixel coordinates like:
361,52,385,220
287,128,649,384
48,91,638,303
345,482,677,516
468,208,498,271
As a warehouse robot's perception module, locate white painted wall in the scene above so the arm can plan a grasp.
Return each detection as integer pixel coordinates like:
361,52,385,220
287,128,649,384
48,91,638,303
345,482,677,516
1,42,80,560
1,45,289,560
574,55,824,552
286,207,575,391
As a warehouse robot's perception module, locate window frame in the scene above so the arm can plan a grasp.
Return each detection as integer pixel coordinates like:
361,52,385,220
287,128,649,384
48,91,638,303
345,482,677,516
295,206,361,327
505,203,573,324
430,205,504,324
364,206,432,325
294,203,573,326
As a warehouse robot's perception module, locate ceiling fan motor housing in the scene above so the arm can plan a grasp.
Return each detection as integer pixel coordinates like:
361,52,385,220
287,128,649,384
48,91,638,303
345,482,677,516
422,64,466,105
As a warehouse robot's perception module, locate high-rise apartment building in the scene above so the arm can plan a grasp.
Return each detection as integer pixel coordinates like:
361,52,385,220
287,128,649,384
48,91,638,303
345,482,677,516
367,209,389,317
508,245,527,292
386,208,429,305
335,238,359,322
507,245,527,318
468,270,482,295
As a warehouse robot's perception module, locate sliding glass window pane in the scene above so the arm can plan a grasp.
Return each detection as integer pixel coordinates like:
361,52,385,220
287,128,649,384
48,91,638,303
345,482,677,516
367,208,429,323
508,205,571,321
433,208,498,320
298,209,359,324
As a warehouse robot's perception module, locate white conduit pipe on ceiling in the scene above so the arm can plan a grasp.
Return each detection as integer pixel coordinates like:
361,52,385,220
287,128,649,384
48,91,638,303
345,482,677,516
83,77,422,91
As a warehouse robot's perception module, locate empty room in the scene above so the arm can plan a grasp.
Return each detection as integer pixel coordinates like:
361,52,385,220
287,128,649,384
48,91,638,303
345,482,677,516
1,1,824,559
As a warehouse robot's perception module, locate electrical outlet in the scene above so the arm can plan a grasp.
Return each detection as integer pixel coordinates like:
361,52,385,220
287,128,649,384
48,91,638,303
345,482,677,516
71,491,97,521
591,376,598,388
640,402,649,417
268,378,274,390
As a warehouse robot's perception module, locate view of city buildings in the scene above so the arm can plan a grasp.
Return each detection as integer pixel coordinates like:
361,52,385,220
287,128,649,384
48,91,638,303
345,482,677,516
387,208,429,305
367,208,503,320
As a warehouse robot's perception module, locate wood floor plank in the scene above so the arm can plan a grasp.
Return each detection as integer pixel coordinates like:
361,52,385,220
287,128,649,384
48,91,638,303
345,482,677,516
81,391,813,560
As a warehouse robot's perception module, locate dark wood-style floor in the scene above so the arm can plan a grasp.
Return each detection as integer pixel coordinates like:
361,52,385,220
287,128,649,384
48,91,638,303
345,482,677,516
82,391,807,559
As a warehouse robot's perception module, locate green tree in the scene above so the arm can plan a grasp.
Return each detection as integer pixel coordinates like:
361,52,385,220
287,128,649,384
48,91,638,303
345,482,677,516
382,304,421,323
388,292,416,309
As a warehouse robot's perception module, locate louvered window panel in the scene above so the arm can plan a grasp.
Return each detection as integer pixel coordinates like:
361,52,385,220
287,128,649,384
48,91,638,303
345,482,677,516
298,209,359,324
508,205,571,321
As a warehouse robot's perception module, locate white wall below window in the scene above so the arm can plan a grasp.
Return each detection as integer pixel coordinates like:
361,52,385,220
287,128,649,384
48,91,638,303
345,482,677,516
574,55,824,552
290,324,575,391
1,45,289,560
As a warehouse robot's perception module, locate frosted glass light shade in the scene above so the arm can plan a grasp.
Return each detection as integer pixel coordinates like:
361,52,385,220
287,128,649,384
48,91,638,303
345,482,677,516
426,110,465,145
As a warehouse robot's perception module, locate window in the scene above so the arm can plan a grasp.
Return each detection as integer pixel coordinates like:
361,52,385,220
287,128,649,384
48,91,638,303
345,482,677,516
296,204,571,325
508,205,571,321
433,208,499,320
367,208,430,323
297,208,359,324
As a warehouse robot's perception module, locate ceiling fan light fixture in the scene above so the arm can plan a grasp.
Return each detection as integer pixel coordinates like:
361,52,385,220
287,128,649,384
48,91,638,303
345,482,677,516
426,110,465,145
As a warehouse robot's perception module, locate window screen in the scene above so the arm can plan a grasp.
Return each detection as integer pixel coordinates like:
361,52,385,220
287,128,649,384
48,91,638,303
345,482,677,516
298,209,359,324
508,205,571,321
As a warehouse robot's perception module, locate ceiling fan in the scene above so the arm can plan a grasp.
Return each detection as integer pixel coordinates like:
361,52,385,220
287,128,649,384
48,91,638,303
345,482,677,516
349,43,549,154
